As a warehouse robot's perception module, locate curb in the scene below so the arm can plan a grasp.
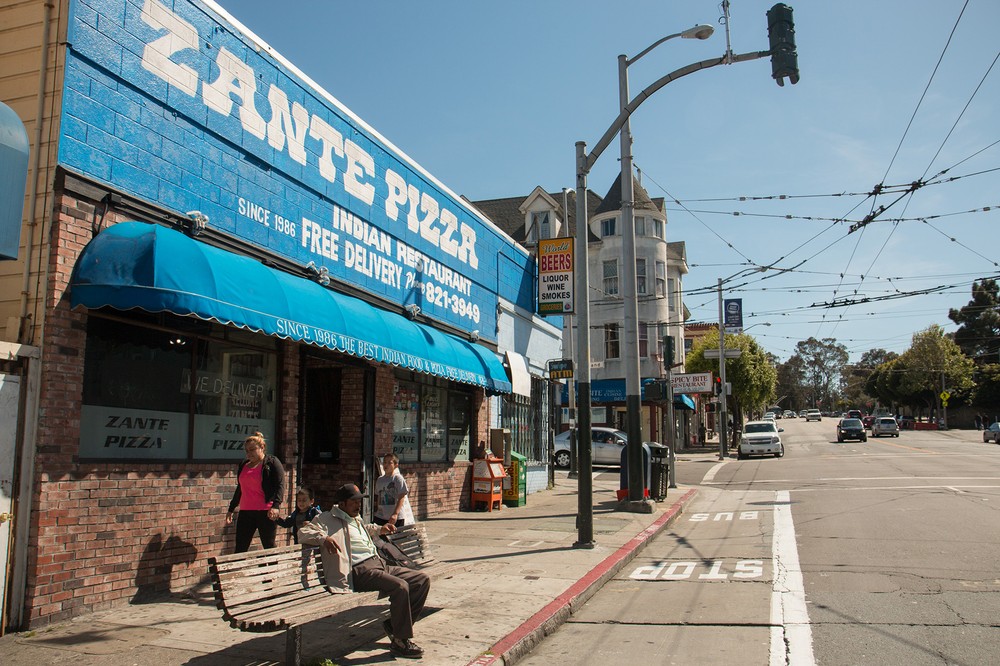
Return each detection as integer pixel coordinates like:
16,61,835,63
465,488,697,666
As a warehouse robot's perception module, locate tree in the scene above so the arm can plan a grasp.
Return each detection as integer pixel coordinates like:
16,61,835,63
846,348,898,411
948,278,1000,364
686,328,777,424
775,354,809,409
897,325,974,412
794,337,849,408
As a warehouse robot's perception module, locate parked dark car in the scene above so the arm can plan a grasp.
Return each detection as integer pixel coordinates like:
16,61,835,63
837,418,867,442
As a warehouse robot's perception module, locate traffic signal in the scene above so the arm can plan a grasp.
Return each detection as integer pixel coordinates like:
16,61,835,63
663,335,675,370
766,3,799,87
714,375,723,395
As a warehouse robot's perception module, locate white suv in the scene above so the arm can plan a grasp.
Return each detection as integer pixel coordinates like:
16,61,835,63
805,409,822,422
871,417,900,437
738,420,784,459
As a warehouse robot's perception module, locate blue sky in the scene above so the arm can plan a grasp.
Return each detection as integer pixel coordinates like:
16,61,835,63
218,0,1000,363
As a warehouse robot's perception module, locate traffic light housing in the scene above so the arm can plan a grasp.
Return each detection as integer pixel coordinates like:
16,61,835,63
663,335,675,370
767,3,799,87
714,375,723,395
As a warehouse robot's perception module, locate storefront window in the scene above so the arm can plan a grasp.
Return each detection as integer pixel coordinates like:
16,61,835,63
80,316,277,460
392,376,470,463
502,376,546,463
448,393,471,461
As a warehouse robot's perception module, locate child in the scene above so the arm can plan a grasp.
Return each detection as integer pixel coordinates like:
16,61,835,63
275,486,322,543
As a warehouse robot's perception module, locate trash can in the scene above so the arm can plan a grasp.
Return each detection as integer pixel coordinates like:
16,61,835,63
618,442,651,500
503,451,527,507
647,442,669,501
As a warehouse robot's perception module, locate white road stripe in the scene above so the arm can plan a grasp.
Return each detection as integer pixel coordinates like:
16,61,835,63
770,489,815,666
702,461,727,483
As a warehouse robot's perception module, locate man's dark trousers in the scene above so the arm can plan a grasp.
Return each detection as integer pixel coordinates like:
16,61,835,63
352,557,430,639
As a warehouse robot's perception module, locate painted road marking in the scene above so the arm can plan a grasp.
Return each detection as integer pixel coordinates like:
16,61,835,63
702,461,728,482
630,559,764,581
770,489,815,666
689,511,761,521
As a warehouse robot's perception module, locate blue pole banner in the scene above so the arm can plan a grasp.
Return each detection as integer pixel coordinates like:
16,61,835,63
723,298,743,334
58,0,535,342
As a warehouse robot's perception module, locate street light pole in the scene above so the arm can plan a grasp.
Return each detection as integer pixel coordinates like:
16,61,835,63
618,24,715,510
573,31,772,544
717,278,729,460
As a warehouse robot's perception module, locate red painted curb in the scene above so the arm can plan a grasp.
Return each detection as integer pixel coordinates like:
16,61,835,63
466,488,696,666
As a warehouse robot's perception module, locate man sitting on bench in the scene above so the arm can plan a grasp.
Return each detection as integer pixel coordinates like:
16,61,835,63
299,483,429,659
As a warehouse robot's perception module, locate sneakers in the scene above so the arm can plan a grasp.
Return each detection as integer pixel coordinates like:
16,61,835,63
382,618,394,638
389,637,424,659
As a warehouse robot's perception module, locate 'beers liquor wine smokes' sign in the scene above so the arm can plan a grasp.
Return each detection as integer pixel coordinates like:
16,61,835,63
538,238,574,315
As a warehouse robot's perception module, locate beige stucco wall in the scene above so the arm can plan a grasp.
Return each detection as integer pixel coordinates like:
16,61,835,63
0,0,67,347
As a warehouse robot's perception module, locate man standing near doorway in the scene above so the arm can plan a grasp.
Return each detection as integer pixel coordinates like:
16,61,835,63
299,483,429,659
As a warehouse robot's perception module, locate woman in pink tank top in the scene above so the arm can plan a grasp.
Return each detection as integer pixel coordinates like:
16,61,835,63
225,432,286,552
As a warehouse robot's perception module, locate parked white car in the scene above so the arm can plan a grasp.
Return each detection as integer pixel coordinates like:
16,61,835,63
738,420,784,459
983,422,1000,443
871,417,900,437
554,427,628,468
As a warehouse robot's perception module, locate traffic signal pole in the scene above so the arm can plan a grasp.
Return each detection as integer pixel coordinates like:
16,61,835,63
718,278,729,461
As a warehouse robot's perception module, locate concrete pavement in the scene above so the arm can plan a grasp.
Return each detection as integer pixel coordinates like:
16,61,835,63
0,471,697,665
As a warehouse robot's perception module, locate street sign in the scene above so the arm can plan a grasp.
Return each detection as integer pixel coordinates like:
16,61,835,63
939,390,950,401
548,359,574,380
703,348,743,359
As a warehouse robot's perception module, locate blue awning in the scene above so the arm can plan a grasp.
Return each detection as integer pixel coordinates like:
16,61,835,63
674,394,696,411
69,222,511,393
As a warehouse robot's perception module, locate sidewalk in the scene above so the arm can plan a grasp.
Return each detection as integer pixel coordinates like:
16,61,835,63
0,473,696,666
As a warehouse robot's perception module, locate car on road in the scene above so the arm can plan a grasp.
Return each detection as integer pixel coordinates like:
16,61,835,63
805,409,822,421
847,409,863,420
837,418,867,442
738,420,784,459
798,410,808,418
783,410,797,419
554,427,627,468
984,422,1000,443
871,417,900,437
762,412,776,422
862,415,876,429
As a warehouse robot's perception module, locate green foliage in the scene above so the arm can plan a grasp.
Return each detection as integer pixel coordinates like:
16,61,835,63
972,363,1000,408
899,325,974,403
793,337,848,408
948,278,1000,363
687,327,777,420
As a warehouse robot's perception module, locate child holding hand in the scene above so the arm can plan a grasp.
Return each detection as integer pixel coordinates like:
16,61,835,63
275,486,322,544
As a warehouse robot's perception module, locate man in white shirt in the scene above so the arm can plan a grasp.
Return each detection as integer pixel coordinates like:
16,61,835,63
299,483,429,659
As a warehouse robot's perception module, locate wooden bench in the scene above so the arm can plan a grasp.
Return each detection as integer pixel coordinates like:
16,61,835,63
208,524,463,665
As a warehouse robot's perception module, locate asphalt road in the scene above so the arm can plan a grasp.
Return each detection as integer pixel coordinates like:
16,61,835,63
519,419,1000,666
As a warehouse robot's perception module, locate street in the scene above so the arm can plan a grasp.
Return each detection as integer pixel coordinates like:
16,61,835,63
520,419,1000,665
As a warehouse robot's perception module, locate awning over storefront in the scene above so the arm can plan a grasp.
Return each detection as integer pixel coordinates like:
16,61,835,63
504,351,532,397
674,394,696,411
69,222,512,393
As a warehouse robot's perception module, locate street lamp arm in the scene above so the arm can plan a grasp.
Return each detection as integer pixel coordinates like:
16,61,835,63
583,50,769,174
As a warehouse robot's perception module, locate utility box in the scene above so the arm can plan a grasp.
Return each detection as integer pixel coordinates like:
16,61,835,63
472,456,506,511
503,451,527,508
647,442,669,501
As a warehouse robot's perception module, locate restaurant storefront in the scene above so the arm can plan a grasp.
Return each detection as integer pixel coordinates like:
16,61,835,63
0,0,536,628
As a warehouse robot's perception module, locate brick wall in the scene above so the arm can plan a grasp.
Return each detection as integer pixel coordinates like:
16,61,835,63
22,184,492,627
